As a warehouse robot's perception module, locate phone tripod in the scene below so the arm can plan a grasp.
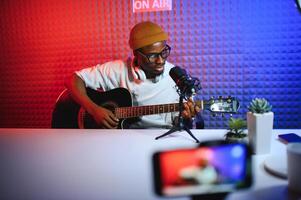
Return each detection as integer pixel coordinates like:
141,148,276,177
155,92,200,143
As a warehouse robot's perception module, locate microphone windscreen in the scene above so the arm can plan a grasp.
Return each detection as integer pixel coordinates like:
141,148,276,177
169,66,187,83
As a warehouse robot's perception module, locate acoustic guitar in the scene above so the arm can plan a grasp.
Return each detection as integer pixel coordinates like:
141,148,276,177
51,87,240,129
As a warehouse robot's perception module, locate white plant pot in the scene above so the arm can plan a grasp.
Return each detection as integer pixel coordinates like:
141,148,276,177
247,112,274,154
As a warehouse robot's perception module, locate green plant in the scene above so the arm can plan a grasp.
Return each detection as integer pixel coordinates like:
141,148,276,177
248,98,272,114
225,117,247,138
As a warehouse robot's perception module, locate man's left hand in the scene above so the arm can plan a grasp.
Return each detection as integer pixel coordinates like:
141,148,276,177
182,97,201,119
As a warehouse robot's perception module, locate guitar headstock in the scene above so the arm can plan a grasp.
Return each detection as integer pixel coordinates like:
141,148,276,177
204,96,240,114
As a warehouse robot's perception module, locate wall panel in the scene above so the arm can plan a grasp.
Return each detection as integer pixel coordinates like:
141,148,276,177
0,0,300,128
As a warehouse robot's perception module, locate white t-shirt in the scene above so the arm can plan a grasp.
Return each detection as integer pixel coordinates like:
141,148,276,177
75,59,180,129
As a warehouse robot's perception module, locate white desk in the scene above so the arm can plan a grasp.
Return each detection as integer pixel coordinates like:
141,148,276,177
0,129,299,200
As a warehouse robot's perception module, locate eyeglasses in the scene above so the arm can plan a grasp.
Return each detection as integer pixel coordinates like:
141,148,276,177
137,45,171,63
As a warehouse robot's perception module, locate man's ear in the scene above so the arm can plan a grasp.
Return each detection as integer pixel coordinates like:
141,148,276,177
133,50,141,66
133,50,138,56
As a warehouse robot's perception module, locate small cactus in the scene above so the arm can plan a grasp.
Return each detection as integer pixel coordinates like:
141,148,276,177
248,98,272,114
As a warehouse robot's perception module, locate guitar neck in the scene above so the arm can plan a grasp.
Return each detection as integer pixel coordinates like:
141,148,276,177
115,101,204,119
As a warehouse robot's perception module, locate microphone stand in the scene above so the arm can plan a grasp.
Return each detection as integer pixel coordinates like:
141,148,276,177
155,92,200,143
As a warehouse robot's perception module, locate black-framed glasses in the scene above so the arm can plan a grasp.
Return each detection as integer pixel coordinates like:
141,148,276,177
137,45,171,63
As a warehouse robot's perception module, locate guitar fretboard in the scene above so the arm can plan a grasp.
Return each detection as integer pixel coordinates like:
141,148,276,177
115,100,205,119
115,103,180,119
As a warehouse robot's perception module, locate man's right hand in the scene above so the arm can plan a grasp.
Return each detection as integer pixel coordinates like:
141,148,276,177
65,73,119,129
91,106,119,129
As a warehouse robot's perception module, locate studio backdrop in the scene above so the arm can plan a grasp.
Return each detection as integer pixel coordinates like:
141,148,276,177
1,0,300,128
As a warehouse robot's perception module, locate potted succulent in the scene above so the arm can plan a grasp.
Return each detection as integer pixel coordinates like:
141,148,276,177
225,117,247,143
247,98,273,154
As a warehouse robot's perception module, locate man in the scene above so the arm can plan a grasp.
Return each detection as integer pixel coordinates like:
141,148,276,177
65,21,201,129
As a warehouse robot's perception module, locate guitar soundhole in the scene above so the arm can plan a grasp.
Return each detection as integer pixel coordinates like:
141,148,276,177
101,101,118,114
78,101,119,129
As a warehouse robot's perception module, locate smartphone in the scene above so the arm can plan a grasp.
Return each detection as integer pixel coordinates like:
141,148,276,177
278,133,301,144
152,140,252,197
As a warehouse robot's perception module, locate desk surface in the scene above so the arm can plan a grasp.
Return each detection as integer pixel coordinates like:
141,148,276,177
0,129,299,200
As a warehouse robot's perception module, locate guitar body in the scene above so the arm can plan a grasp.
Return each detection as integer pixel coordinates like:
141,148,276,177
51,88,133,129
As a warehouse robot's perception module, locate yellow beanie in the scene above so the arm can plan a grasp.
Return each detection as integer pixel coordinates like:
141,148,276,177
129,21,168,50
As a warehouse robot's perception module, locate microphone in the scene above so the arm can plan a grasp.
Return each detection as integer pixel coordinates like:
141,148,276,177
169,66,201,98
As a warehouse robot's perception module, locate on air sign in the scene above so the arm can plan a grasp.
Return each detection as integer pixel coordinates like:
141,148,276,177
133,0,172,13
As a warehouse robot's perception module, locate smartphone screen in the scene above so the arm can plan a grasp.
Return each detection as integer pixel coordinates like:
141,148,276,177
278,133,301,144
153,141,252,197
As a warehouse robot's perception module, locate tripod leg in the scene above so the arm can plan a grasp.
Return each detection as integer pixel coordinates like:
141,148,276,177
183,126,200,143
155,126,180,140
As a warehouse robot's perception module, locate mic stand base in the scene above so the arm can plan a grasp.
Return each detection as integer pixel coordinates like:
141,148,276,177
155,93,200,143
155,124,200,143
